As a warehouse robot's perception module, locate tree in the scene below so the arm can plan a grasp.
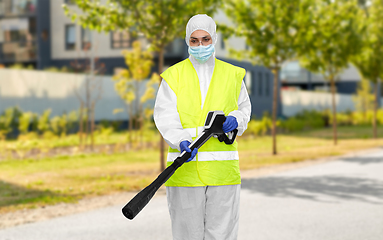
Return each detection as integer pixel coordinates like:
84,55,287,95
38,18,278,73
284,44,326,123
352,77,375,122
72,40,105,150
352,0,383,139
222,0,310,155
298,0,362,145
112,41,159,147
63,0,222,170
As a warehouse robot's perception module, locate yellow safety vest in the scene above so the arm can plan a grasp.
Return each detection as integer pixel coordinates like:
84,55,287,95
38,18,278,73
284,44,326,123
160,58,245,187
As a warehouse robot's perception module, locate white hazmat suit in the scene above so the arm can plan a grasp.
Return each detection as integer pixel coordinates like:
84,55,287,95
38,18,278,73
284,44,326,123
153,14,251,240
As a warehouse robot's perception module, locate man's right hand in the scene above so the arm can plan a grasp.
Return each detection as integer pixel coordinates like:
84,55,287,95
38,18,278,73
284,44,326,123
180,140,198,162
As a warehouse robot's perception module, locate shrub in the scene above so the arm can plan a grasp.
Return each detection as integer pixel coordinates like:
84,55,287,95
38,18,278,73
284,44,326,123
18,112,34,135
38,109,52,134
0,108,14,139
280,117,305,132
280,110,325,133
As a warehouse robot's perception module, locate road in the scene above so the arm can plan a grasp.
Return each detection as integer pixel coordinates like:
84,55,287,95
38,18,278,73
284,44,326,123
1,149,383,240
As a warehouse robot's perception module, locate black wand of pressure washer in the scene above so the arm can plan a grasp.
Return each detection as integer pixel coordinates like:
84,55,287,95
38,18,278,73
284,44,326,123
121,111,238,220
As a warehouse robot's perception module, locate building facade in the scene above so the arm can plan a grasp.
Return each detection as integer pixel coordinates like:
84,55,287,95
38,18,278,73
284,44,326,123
0,0,39,66
280,61,361,94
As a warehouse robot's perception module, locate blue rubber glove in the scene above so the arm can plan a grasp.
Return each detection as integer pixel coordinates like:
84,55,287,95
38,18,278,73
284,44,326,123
180,140,198,162
222,116,238,133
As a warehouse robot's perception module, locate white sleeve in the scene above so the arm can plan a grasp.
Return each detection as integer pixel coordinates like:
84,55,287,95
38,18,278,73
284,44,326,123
228,81,252,136
153,79,193,151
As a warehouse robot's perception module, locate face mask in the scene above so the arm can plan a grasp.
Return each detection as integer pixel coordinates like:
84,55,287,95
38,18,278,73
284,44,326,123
188,44,215,64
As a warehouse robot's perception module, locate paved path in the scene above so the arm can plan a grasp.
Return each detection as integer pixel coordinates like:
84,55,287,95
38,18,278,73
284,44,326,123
1,149,383,240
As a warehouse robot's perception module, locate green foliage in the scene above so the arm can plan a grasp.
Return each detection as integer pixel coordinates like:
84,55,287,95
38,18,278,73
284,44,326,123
352,77,375,114
18,112,34,135
245,110,326,137
351,0,383,84
295,0,363,144
112,41,156,106
38,109,52,134
58,114,68,137
67,110,78,133
48,112,78,137
50,116,61,136
223,0,308,68
0,108,16,139
280,110,325,133
298,0,362,81
8,63,24,69
246,112,274,136
295,110,326,129
280,117,306,132
334,112,353,126
222,0,312,153
112,40,159,145
8,107,22,133
63,0,222,52
333,109,383,126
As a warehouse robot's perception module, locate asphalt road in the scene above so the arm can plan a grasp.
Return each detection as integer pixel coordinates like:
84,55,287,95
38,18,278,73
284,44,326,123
1,149,383,240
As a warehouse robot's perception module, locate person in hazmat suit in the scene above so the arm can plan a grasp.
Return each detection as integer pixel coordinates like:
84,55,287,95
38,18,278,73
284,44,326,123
153,14,251,240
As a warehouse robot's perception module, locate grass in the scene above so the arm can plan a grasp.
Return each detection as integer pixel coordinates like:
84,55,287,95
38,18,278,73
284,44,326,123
0,151,160,213
0,125,382,213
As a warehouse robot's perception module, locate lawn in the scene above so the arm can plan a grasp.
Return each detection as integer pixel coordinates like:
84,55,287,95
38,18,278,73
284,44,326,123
1,125,382,213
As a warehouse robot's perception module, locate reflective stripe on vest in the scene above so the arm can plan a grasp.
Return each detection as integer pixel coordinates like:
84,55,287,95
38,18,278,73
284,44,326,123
160,58,245,187
167,151,239,162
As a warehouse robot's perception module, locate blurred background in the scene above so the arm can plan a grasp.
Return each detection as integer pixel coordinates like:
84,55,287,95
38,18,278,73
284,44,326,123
1,0,383,219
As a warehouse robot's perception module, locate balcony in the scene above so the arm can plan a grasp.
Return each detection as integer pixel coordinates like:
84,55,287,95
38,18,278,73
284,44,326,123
0,40,37,63
0,0,37,17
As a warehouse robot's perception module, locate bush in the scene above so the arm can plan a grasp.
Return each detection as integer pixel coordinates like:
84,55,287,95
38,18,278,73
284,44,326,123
38,109,52,134
18,112,34,135
280,117,305,132
280,110,325,133
245,112,273,136
0,108,14,139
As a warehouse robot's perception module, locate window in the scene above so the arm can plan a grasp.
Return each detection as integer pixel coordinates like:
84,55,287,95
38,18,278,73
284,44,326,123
81,27,91,50
111,31,134,49
65,24,76,50
258,72,263,96
245,71,252,95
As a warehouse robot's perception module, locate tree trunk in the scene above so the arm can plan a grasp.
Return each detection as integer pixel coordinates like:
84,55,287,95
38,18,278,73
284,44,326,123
158,47,165,171
85,76,90,146
79,103,84,148
90,102,95,150
128,105,133,146
89,47,95,150
272,68,279,155
373,82,378,139
139,102,143,148
330,78,338,145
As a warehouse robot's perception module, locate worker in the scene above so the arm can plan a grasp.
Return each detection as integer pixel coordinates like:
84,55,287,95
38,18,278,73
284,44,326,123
153,14,251,240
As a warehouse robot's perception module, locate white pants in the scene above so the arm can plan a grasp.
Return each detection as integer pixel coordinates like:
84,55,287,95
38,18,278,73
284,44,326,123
166,185,241,240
